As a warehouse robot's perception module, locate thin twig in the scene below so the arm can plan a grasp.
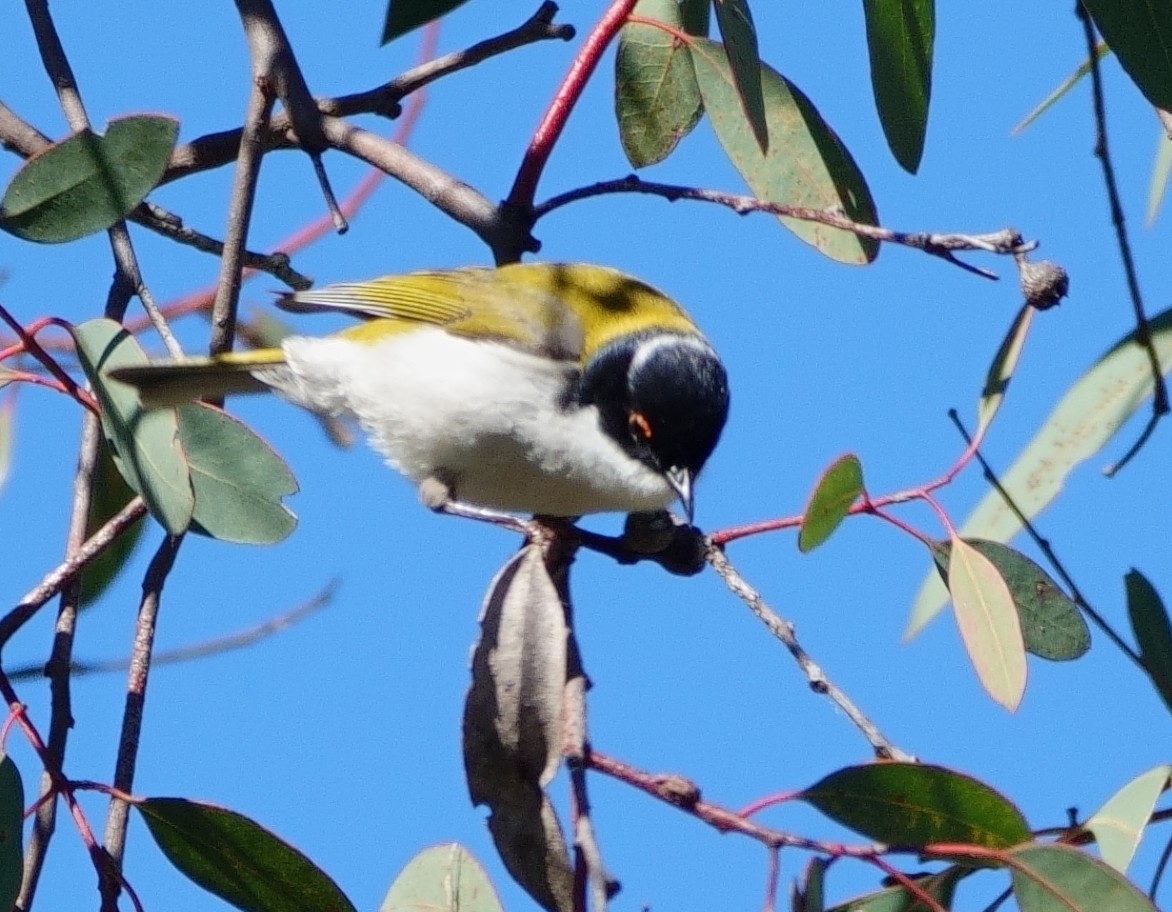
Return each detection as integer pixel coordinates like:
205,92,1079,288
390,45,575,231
6,581,337,681
1077,4,1169,474
99,533,183,912
538,176,1035,279
705,544,914,762
209,77,275,358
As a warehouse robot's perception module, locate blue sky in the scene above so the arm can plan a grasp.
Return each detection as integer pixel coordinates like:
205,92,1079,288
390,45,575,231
2,3,1170,911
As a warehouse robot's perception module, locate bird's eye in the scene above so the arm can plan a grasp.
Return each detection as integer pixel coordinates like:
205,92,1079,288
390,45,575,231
628,411,653,441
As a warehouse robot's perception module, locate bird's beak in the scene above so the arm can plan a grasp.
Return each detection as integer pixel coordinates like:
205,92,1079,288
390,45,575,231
666,466,695,524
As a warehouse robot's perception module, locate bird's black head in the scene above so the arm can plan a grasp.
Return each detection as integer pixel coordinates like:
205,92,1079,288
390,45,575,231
581,331,730,520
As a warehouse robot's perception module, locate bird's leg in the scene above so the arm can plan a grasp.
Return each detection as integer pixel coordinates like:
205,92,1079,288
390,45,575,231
418,474,534,534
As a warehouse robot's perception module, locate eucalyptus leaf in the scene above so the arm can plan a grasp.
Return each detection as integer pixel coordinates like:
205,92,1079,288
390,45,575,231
137,797,356,912
862,0,934,173
176,403,298,545
380,844,503,912
72,319,194,535
381,0,468,44
616,0,704,167
909,305,1172,634
1082,2,1172,111
798,453,863,553
0,115,178,243
1009,843,1157,912
690,38,878,264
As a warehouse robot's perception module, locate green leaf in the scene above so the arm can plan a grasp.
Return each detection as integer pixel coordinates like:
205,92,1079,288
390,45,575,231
176,404,297,545
0,754,25,912
0,115,178,243
80,438,146,605
798,453,864,553
137,797,356,912
381,0,468,44
1146,129,1172,227
380,844,503,912
1125,569,1172,714
946,535,1027,710
862,0,934,173
826,868,966,912
1085,765,1171,873
72,319,194,535
930,540,1089,662
690,38,879,264
800,763,1031,848
680,0,710,36
712,0,767,151
908,305,1172,634
1009,843,1157,912
1012,43,1110,135
616,0,704,167
977,305,1035,436
1081,2,1172,111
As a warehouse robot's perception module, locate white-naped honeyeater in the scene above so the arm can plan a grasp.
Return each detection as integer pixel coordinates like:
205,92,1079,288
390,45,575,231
112,263,730,522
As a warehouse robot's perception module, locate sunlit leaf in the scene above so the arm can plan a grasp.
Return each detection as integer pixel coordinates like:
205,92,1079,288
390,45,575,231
1146,130,1172,227
908,306,1172,633
1009,843,1157,912
380,844,503,912
1012,42,1110,135
137,797,356,912
691,38,879,264
798,453,863,553
177,404,297,545
0,754,24,912
72,319,194,535
381,0,468,44
1081,2,1172,111
1125,569,1172,715
929,539,1089,661
977,305,1035,436
712,0,767,150
801,763,1031,848
616,0,704,167
946,535,1026,711
1085,765,1171,873
862,0,934,173
0,115,178,243
0,396,13,496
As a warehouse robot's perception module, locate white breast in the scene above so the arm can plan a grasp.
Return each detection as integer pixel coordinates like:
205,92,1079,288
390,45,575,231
267,329,674,516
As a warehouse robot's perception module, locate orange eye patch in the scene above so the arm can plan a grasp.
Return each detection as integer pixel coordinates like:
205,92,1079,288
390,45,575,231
628,411,652,440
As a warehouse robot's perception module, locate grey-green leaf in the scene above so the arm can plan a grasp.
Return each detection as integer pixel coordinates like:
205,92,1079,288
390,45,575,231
137,797,356,912
1081,2,1172,111
176,404,297,545
381,0,468,44
712,0,768,151
80,438,146,605
863,0,934,173
72,319,194,535
1009,843,1158,912
0,115,178,243
691,38,879,264
380,844,503,912
616,0,704,167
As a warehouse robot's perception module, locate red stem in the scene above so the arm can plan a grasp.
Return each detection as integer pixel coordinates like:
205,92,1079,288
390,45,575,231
507,0,638,209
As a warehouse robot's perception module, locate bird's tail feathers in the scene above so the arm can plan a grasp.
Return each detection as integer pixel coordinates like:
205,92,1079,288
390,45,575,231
109,349,286,407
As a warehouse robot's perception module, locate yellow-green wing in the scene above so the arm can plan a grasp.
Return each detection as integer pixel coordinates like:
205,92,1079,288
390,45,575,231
283,263,699,364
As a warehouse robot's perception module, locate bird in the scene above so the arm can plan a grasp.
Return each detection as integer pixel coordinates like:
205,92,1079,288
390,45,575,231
111,262,729,521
